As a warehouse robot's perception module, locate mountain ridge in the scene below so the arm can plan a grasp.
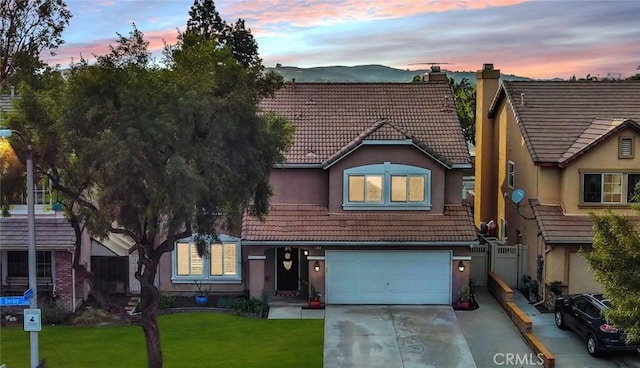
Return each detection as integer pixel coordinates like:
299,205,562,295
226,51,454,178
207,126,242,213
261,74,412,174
266,64,532,84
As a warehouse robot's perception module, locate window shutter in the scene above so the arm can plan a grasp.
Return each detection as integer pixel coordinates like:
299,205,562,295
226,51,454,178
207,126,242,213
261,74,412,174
223,243,237,275
210,244,223,275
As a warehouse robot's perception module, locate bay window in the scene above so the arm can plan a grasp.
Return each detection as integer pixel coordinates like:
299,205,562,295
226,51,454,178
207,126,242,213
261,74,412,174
172,235,241,282
343,162,431,210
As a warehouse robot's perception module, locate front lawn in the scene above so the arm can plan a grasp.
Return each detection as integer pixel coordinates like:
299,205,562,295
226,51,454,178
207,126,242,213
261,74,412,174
0,312,324,367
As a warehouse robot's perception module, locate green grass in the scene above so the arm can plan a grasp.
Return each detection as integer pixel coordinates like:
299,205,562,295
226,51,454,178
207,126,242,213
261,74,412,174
0,313,324,367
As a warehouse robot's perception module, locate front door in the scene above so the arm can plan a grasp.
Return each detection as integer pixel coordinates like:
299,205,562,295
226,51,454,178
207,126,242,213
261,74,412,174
276,247,299,291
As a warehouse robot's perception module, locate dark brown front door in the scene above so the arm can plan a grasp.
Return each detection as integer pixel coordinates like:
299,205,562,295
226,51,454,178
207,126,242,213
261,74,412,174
276,247,299,291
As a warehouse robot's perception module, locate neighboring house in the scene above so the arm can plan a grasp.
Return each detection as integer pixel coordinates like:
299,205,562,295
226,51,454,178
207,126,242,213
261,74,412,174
159,71,479,305
0,90,139,312
474,63,640,295
0,216,85,312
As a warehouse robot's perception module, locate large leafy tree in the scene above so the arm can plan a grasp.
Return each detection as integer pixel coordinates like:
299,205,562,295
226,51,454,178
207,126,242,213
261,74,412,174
449,77,476,144
581,197,640,343
10,15,293,368
0,0,71,88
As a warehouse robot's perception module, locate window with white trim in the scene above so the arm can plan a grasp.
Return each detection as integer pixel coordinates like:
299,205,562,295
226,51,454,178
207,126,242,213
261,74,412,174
343,162,431,210
507,161,515,189
582,172,640,204
7,251,52,278
172,235,241,282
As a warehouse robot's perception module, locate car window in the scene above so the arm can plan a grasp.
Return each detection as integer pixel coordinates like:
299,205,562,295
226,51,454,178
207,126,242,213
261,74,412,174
572,297,588,312
583,303,600,319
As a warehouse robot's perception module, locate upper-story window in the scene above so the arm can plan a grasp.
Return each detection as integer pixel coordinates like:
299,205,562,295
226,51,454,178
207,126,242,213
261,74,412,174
172,234,241,283
507,161,515,189
343,162,431,210
582,172,640,204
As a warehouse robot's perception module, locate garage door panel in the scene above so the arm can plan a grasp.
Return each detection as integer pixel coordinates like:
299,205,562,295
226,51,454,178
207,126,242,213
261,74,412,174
326,251,451,305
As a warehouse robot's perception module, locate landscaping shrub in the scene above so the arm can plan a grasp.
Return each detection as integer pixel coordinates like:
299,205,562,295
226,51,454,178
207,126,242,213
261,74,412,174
231,297,266,317
159,294,177,309
41,300,69,325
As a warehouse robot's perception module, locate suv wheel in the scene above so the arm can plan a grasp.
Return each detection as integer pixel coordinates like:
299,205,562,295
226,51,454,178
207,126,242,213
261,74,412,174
554,308,566,329
587,334,600,356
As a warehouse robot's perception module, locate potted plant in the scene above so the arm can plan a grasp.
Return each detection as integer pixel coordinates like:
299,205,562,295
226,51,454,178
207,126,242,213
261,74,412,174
308,284,322,309
194,281,210,305
456,285,471,309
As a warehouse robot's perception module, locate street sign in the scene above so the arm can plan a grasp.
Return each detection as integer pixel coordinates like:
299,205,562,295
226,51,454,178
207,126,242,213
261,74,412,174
24,308,42,332
0,296,29,306
24,288,33,299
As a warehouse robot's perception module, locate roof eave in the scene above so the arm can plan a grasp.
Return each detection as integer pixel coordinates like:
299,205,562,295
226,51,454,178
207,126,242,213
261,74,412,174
241,240,479,247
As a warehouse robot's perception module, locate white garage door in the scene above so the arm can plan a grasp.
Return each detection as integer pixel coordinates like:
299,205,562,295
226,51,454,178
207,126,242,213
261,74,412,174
326,250,452,304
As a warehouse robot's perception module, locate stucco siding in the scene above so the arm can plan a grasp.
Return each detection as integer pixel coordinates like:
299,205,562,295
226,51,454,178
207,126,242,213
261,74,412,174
270,169,328,204
327,145,449,213
561,127,640,214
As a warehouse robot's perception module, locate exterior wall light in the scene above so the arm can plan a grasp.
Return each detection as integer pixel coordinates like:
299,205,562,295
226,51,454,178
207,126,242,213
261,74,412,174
458,260,465,272
314,261,320,272
303,250,309,256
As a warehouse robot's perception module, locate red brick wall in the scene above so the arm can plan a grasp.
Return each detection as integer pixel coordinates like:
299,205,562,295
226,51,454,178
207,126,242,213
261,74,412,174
54,251,74,312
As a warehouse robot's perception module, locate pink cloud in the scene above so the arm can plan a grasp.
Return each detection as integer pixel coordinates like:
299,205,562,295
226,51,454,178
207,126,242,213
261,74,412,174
47,29,180,66
228,0,527,29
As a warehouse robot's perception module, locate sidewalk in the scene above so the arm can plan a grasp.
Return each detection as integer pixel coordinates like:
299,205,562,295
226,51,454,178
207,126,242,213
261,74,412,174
456,287,542,367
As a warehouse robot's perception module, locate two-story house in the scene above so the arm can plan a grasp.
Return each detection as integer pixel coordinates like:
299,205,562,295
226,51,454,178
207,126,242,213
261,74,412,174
1,89,134,313
474,63,640,296
159,72,479,305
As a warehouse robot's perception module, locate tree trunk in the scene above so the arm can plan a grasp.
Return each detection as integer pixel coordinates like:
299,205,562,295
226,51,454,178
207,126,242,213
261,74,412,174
141,304,162,368
140,259,162,368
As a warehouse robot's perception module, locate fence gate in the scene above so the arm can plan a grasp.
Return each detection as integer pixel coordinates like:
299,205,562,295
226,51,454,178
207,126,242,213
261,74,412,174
490,244,528,288
470,244,488,286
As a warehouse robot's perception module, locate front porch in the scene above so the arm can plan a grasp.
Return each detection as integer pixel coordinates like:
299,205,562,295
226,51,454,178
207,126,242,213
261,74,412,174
246,246,325,303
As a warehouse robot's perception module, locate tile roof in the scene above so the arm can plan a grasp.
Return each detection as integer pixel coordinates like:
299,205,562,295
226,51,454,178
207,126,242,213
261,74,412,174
530,200,594,245
490,81,640,165
0,217,76,249
559,118,640,167
260,83,470,167
242,204,478,244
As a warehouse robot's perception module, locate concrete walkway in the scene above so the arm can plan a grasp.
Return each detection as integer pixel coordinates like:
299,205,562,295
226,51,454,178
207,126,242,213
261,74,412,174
267,305,325,319
456,287,541,367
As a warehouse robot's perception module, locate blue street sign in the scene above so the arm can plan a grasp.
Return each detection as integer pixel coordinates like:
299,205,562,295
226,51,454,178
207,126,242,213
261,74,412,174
24,288,33,299
0,296,30,306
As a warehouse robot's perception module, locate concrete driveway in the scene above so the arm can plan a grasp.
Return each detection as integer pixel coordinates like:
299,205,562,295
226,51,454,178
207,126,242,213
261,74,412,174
531,311,640,367
323,305,476,368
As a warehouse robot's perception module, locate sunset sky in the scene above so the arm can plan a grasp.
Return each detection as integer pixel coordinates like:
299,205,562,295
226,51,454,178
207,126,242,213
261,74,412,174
49,0,640,80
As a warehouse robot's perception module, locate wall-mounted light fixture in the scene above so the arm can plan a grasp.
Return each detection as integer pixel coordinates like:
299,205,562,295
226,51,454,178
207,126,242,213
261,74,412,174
458,260,465,272
314,261,320,272
303,250,309,256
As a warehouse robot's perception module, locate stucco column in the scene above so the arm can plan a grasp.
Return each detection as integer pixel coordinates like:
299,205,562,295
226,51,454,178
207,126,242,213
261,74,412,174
474,63,501,227
248,255,266,298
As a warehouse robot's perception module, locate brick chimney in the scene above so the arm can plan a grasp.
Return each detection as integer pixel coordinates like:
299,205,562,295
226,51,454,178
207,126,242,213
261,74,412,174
422,65,448,82
474,63,501,226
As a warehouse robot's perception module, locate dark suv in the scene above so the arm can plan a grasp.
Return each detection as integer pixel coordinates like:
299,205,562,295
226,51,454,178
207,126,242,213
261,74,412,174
554,293,640,356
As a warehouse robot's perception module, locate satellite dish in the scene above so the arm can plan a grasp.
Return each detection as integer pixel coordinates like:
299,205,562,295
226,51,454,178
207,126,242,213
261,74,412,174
511,189,525,204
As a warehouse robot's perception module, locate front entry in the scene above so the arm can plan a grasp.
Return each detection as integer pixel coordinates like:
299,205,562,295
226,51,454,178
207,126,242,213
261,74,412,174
276,247,299,292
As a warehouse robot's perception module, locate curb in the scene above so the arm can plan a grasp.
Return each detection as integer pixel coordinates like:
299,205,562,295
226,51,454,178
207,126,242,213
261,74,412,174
488,272,555,368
